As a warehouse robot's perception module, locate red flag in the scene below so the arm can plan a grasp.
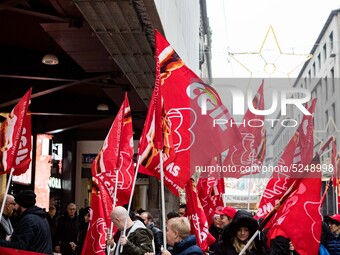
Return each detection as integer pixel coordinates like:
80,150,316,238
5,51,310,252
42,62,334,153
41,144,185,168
82,94,134,255
266,168,322,255
0,88,32,174
138,29,241,195
0,247,47,255
223,80,266,178
197,156,225,225
197,177,224,226
255,99,316,219
81,188,110,255
185,179,216,252
91,93,134,206
12,114,32,175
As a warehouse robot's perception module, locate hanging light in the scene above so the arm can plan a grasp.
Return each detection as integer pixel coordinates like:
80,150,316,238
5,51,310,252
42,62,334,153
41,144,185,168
42,37,59,65
42,54,59,65
97,103,109,111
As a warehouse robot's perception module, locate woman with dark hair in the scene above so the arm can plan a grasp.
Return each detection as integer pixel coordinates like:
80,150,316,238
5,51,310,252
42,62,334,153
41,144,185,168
214,210,265,255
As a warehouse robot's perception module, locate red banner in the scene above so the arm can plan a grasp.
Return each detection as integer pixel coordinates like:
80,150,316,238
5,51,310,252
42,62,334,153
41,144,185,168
255,99,316,219
81,189,111,255
82,94,134,255
0,88,32,175
197,162,224,226
138,29,241,195
91,93,134,206
223,80,266,178
267,169,322,255
185,179,216,252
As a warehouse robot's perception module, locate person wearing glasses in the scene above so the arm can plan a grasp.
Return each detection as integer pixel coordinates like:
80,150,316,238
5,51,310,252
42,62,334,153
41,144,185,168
0,194,16,240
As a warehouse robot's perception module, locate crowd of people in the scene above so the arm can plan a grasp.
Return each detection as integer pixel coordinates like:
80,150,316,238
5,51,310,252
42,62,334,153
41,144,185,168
0,190,340,255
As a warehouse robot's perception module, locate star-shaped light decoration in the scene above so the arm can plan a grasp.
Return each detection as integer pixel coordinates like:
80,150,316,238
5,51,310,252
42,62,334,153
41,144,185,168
314,117,340,152
228,26,312,80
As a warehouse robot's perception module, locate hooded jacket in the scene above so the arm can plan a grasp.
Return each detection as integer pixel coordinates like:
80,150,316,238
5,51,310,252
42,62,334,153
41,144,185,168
118,220,154,255
0,205,53,254
214,210,264,255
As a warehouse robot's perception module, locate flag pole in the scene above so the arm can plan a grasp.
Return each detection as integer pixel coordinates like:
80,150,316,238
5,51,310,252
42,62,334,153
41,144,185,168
336,184,339,214
159,151,167,250
320,178,332,206
0,168,14,221
239,136,333,255
247,155,255,211
120,159,141,253
107,169,119,255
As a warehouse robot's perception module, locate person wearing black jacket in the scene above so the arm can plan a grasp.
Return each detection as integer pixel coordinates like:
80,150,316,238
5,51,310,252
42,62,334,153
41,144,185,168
214,210,265,255
0,190,53,254
55,203,80,255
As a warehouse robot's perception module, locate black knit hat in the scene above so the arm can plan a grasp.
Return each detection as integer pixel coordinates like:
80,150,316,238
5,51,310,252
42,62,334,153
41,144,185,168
15,190,36,208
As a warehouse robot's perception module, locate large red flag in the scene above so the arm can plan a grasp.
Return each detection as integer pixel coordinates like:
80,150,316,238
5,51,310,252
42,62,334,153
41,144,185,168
92,93,134,206
82,94,134,255
223,80,266,178
138,30,241,195
255,99,316,219
266,167,322,255
185,179,216,252
0,88,32,175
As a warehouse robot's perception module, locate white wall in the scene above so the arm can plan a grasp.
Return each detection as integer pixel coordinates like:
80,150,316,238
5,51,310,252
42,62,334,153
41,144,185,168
154,0,200,74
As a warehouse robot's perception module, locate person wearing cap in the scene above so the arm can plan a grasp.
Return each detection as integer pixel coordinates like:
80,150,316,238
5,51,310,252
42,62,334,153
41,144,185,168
215,206,237,227
0,190,53,254
325,214,340,255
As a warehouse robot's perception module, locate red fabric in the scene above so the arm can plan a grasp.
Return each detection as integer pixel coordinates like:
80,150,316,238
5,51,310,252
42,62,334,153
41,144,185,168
91,93,134,206
185,180,216,252
154,43,163,150
138,29,241,196
82,94,134,255
222,80,266,178
0,88,32,175
255,99,316,219
196,175,225,225
266,170,322,255
81,190,111,255
12,114,32,175
0,247,47,255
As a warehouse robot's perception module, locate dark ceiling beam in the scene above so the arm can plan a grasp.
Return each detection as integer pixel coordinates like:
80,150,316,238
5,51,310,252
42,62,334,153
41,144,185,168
0,74,111,108
6,7,69,22
0,0,28,11
0,74,128,87
45,117,113,134
0,74,75,82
